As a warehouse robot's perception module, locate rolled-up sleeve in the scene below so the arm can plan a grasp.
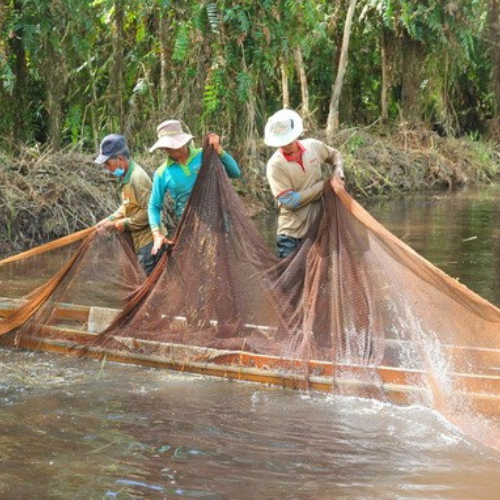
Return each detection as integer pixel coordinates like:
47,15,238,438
310,139,344,178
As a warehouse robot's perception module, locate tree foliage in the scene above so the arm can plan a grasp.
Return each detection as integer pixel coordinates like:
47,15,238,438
0,0,498,152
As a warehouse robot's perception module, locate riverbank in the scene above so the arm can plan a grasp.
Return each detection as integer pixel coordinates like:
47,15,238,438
1,128,499,256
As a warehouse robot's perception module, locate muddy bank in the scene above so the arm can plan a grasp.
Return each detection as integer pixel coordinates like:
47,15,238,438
334,128,500,194
0,130,499,256
0,149,116,256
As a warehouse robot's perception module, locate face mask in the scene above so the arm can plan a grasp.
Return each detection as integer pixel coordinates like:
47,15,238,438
112,167,125,177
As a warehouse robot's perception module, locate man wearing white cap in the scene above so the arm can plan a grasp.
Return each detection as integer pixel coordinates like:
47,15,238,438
148,120,241,255
264,109,344,258
94,134,166,275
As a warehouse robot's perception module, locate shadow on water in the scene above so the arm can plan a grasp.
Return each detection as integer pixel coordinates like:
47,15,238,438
3,186,500,499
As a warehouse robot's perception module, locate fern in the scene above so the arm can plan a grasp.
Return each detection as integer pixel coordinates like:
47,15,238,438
172,24,190,62
261,57,276,79
206,2,220,34
64,105,83,145
0,64,16,96
236,71,253,104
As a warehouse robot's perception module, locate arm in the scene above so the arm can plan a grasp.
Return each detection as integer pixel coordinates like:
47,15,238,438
275,182,324,210
310,138,344,179
109,208,126,220
95,207,125,230
219,150,241,178
311,139,347,192
100,205,125,224
208,132,241,178
267,160,324,211
148,170,173,254
148,171,167,234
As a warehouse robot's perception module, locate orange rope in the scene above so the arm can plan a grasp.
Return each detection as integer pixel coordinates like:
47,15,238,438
0,231,95,336
0,227,95,267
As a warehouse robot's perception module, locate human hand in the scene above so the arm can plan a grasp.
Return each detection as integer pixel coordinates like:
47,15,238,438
114,219,126,233
152,231,174,255
329,175,345,192
96,218,116,232
207,132,223,155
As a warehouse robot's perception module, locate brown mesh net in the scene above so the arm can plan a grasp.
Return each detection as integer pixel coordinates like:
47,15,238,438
2,142,500,452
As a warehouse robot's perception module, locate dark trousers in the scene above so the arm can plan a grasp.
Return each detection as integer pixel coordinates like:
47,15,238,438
276,234,302,259
136,241,163,276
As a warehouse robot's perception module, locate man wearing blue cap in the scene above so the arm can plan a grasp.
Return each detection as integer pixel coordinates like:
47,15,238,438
95,134,166,275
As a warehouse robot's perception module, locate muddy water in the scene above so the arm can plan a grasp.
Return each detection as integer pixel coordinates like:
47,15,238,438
366,185,500,307
2,186,500,499
1,350,500,500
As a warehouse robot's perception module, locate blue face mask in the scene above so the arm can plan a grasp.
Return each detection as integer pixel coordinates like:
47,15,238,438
112,167,125,177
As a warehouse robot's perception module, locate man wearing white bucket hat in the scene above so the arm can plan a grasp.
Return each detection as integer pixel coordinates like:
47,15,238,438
148,120,241,255
264,109,344,258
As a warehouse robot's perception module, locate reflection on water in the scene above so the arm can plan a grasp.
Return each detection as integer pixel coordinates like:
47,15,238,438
365,185,500,306
3,186,500,498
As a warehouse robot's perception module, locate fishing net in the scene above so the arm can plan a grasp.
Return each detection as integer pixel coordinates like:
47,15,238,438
1,141,500,452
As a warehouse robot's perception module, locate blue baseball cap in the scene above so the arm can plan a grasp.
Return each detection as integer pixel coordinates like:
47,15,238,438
94,134,128,164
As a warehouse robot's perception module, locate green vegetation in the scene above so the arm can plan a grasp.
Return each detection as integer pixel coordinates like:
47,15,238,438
1,1,500,150
1,1,500,254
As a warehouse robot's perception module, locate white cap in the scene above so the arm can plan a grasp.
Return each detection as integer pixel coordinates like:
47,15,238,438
264,109,304,147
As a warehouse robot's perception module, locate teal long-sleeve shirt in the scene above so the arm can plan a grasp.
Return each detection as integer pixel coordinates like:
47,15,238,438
148,146,241,233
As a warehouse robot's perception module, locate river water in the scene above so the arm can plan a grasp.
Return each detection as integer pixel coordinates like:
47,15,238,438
2,186,500,499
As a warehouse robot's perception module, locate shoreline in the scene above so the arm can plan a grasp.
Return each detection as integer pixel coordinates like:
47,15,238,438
1,128,499,257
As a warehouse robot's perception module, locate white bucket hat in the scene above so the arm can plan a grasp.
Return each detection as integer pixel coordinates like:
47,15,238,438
264,109,304,147
149,120,194,152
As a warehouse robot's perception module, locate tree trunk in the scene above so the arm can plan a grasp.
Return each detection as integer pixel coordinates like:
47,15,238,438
44,41,67,150
281,61,290,109
380,28,389,123
489,0,500,137
241,51,257,143
326,0,358,140
0,0,6,62
88,55,100,150
159,10,170,110
10,0,28,143
0,0,8,131
294,46,311,125
400,32,425,126
109,0,125,130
